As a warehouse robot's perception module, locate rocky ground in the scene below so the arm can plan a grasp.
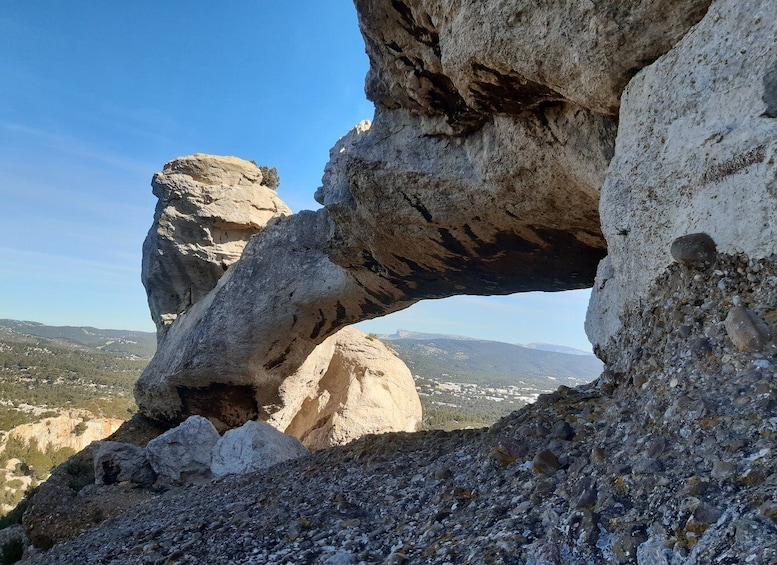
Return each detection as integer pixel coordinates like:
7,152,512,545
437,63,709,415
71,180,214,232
13,253,777,563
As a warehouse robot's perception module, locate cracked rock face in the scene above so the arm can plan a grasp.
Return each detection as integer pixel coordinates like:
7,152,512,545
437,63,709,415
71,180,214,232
587,0,777,359
141,154,291,341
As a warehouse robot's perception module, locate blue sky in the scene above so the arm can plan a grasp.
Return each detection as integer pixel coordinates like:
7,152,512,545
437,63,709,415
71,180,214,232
0,2,594,351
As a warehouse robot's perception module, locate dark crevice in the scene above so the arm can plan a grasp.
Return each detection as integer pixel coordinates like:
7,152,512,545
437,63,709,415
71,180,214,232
309,309,327,340
398,191,433,222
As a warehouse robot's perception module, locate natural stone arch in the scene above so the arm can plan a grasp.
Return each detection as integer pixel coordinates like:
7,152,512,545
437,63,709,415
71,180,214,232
135,0,712,426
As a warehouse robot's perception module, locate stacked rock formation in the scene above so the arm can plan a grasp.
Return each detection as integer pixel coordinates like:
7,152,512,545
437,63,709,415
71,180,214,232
141,154,291,341
134,0,713,428
138,153,421,445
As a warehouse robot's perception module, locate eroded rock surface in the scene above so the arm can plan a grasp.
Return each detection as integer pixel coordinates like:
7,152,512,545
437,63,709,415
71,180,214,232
141,154,290,341
356,0,711,120
587,0,777,359
135,0,712,429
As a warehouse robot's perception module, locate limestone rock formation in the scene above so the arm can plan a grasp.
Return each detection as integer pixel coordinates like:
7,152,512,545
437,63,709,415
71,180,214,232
210,421,309,478
135,0,712,429
4,411,122,454
355,0,711,119
586,0,777,363
138,161,423,443
141,154,291,341
273,327,422,450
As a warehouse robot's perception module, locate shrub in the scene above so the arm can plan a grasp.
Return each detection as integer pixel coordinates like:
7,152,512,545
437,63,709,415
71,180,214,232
0,537,23,565
72,421,88,436
258,166,280,189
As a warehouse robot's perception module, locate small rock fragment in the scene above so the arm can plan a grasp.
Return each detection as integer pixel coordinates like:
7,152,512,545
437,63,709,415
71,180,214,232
551,421,575,441
711,460,737,480
532,450,561,474
670,233,717,268
724,306,772,352
591,446,606,464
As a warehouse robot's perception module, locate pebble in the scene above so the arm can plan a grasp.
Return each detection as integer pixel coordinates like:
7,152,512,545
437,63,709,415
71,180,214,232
670,233,717,268
724,306,772,352
532,450,561,474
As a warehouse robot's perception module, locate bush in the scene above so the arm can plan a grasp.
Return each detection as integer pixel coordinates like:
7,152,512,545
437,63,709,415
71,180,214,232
258,166,280,189
0,537,23,565
72,421,88,436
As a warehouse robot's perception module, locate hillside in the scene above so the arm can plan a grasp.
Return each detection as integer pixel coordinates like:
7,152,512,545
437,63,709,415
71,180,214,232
385,333,601,387
382,333,602,429
0,320,156,359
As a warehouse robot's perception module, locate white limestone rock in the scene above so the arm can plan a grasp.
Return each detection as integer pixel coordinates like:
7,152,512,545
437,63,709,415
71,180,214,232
272,327,423,450
356,0,711,119
136,0,711,428
210,421,309,478
145,416,220,485
587,0,777,358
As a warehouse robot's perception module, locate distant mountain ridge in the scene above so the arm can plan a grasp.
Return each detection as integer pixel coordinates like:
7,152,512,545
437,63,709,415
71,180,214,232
381,329,478,341
382,329,595,355
521,342,594,356
0,319,156,359
384,332,602,388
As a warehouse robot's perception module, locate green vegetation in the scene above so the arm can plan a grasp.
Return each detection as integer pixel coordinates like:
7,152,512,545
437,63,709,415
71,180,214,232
0,324,150,522
0,319,156,358
0,537,23,565
386,336,603,431
0,332,143,414
258,165,280,189
389,337,601,387
0,437,76,481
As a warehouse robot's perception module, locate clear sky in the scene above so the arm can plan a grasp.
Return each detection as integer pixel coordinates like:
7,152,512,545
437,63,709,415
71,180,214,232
0,2,594,351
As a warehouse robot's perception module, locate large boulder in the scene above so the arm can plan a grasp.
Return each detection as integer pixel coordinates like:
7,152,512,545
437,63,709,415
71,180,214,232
141,154,290,341
93,441,156,486
145,416,220,485
272,327,422,450
585,0,777,365
210,421,309,478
